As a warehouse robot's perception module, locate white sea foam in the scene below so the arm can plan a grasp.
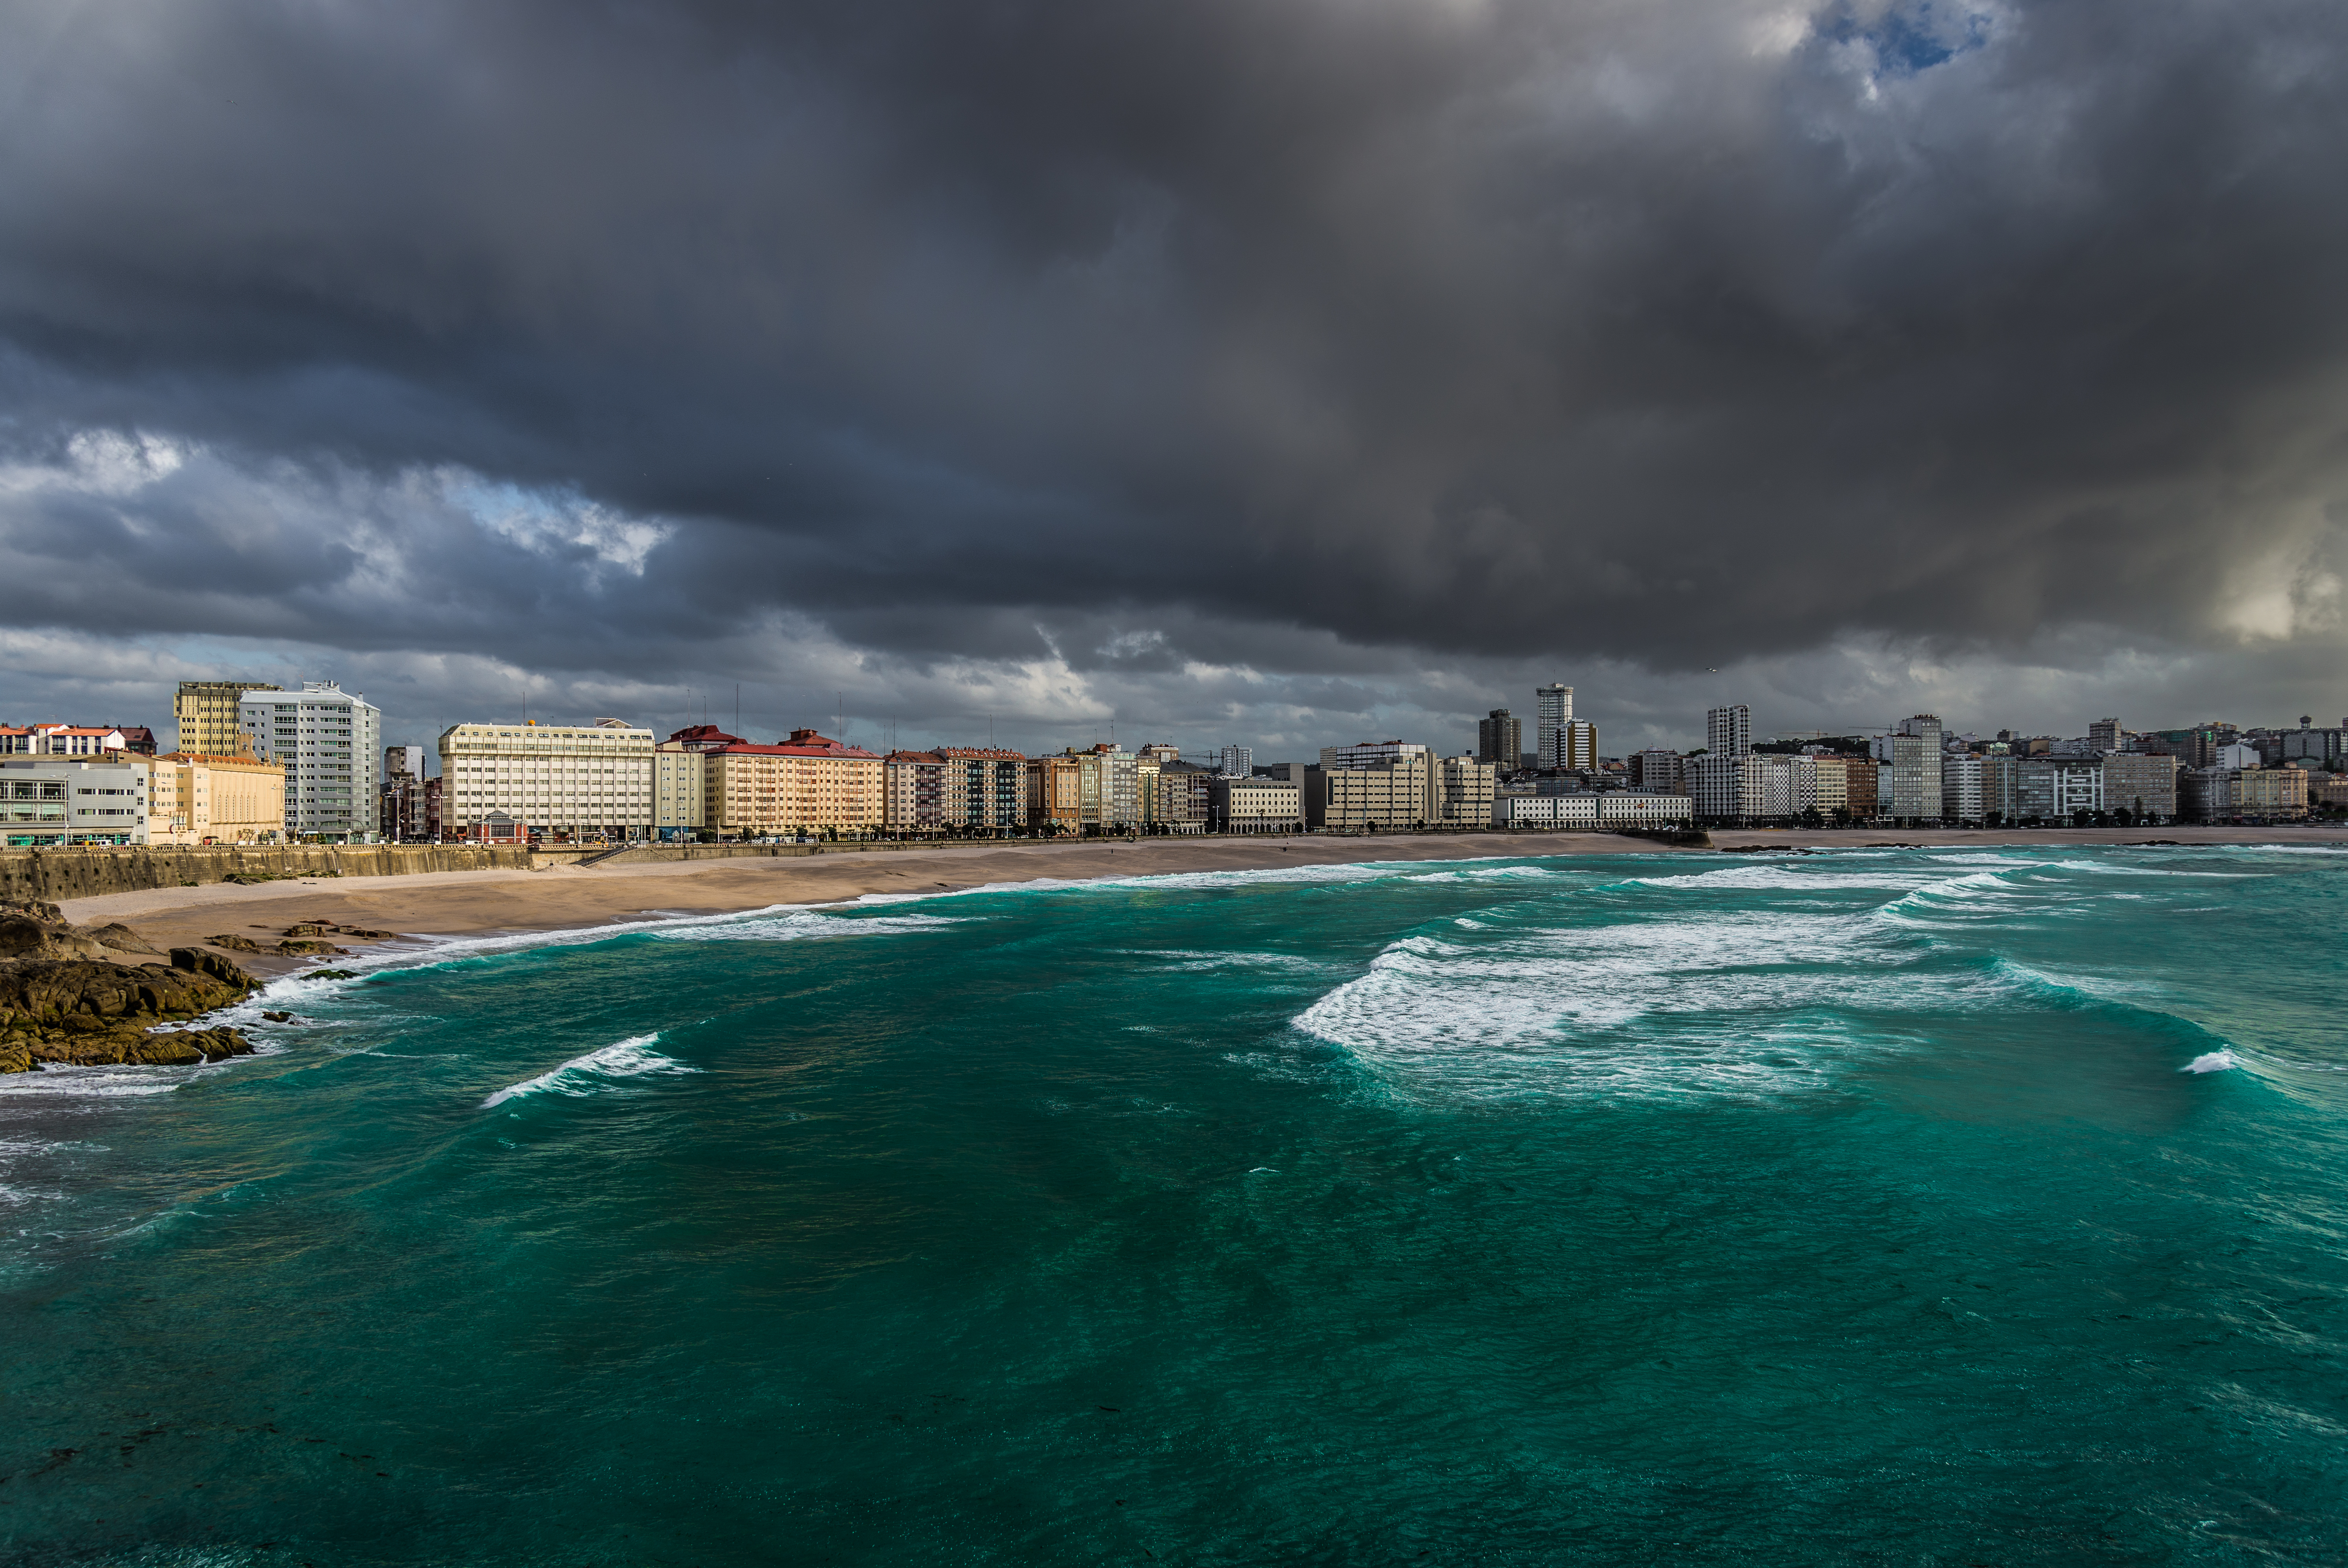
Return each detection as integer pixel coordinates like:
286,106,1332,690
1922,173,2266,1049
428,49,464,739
482,1034,697,1108
2184,1051,2239,1074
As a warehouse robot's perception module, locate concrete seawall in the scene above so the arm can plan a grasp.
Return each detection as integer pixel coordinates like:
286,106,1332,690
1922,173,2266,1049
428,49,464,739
0,844,535,902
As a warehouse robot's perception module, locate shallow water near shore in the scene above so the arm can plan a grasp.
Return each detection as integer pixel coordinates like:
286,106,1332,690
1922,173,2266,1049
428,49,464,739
3,844,2345,1563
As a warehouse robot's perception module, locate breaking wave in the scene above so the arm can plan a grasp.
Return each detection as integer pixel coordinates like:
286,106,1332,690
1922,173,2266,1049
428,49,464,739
482,1034,698,1108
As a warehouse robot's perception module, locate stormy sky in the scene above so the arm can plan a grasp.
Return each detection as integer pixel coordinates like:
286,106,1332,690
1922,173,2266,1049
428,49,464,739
2,0,2344,762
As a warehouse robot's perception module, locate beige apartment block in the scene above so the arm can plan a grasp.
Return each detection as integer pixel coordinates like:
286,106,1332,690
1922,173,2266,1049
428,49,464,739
1025,754,1081,833
1437,755,1498,826
704,730,883,838
1319,752,1438,831
1147,759,1214,831
1211,776,1303,832
441,718,655,841
652,744,706,837
936,748,1026,832
173,680,279,756
150,752,287,844
2233,766,2309,820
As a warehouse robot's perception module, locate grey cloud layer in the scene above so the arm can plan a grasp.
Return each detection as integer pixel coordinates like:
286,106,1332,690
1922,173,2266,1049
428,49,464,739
2,0,2345,721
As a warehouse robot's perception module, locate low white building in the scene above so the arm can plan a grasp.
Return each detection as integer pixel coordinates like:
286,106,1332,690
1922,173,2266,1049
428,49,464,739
440,718,656,842
1598,792,1693,826
241,682,383,842
1495,793,1600,828
1,756,150,846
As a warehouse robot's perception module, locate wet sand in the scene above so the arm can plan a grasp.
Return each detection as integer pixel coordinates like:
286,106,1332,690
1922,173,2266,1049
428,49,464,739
54,824,2343,973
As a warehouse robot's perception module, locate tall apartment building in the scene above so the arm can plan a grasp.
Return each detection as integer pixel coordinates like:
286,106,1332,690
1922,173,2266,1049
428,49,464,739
1940,754,1984,824
651,743,707,840
1217,745,1253,778
938,748,1026,833
1148,759,1215,831
1,754,151,845
2101,753,2179,820
2088,717,2122,753
1057,745,1139,832
883,751,949,834
1807,754,1850,817
1888,715,1944,821
241,683,383,841
1438,755,1498,826
173,680,279,756
1689,751,1799,822
151,753,285,844
1478,709,1522,769
1558,720,1598,773
439,718,655,841
1026,753,1082,833
1535,684,1574,769
699,728,883,839
1706,705,1751,759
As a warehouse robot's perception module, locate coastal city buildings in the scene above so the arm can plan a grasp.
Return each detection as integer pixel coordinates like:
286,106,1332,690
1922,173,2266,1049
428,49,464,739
152,752,287,844
173,680,279,755
438,718,654,842
242,683,383,842
1218,745,1253,778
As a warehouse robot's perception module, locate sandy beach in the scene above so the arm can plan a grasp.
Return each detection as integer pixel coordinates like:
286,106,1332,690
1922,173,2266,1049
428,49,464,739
53,824,2346,973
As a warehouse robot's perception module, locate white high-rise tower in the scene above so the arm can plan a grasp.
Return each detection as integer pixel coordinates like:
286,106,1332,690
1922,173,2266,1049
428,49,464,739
1706,704,1751,758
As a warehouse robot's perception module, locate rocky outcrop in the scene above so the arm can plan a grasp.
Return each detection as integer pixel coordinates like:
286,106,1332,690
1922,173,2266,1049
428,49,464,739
0,941,259,1074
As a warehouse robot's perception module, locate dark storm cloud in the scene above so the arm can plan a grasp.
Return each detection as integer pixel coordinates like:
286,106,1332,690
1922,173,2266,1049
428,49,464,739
2,0,2346,696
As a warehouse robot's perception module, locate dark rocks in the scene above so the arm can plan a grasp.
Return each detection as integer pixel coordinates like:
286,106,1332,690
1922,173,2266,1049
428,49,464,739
0,945,261,1074
275,939,350,956
205,933,267,952
262,1010,294,1023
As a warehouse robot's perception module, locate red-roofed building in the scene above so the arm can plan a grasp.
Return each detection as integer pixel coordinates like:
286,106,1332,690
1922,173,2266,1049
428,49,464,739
705,729,884,838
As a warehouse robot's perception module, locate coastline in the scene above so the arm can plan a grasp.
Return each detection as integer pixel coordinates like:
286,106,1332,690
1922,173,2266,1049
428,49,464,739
53,823,2346,974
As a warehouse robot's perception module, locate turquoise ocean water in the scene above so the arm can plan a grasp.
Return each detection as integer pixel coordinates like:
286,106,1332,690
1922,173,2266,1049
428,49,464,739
3,844,2345,1563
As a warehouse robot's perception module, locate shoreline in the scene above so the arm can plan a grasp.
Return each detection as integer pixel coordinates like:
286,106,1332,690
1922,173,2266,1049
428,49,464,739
53,824,2346,974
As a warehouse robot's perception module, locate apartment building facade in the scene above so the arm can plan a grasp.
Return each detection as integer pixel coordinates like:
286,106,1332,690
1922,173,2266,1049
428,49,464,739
439,718,655,841
242,682,383,841
1210,777,1304,832
884,751,949,834
702,729,884,838
173,680,279,756
938,748,1026,833
1148,759,1215,831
